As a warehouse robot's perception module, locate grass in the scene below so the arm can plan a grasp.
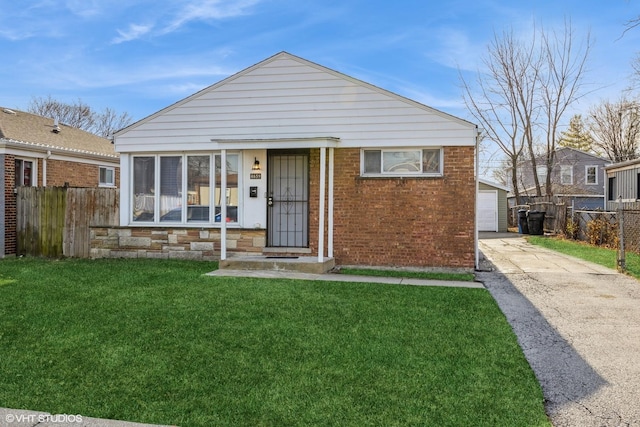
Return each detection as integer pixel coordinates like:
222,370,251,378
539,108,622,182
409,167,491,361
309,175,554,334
0,258,549,427
338,267,475,282
527,235,640,279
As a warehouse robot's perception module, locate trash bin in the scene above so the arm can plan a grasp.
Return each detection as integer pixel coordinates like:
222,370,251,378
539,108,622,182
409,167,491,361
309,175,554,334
518,209,529,234
527,211,546,235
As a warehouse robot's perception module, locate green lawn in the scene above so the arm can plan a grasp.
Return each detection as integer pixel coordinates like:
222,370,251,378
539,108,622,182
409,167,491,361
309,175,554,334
0,258,549,427
527,235,640,279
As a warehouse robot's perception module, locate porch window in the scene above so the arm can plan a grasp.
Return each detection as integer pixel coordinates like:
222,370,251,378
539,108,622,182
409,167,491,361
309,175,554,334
131,153,240,224
362,148,442,176
215,155,239,223
133,157,155,222
585,166,598,185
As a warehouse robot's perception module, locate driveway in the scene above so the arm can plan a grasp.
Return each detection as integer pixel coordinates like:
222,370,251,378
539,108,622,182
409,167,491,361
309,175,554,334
478,233,640,427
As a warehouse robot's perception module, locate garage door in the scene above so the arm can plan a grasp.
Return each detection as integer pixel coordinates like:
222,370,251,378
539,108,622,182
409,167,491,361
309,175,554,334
478,190,498,232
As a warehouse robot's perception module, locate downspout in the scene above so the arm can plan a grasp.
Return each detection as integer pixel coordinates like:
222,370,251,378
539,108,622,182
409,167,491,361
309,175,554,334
475,127,482,270
43,150,51,187
318,147,326,263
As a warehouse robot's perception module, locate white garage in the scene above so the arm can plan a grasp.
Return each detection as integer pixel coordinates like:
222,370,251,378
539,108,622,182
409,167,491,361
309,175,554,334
477,180,509,232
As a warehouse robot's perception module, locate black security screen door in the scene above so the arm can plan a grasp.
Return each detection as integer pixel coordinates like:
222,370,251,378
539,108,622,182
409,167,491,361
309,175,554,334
267,150,309,247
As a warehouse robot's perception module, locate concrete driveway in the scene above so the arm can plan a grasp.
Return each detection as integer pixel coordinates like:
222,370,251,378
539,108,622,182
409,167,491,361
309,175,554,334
478,233,640,427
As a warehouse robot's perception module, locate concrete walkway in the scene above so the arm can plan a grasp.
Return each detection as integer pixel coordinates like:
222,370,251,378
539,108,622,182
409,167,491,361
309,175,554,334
478,233,640,427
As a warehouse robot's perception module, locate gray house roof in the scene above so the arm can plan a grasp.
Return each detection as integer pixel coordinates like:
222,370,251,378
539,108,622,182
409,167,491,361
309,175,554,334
0,107,117,159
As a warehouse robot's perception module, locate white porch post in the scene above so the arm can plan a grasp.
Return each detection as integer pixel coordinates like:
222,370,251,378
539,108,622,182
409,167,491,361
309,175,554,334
318,147,326,263
220,149,227,261
328,147,334,258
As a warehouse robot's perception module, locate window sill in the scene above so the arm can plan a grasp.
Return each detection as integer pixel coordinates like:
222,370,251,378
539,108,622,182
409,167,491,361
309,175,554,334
357,174,443,180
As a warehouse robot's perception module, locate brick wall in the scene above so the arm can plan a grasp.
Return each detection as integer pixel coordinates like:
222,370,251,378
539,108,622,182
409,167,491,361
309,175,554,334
91,227,266,260
43,159,120,188
3,155,16,255
310,147,475,269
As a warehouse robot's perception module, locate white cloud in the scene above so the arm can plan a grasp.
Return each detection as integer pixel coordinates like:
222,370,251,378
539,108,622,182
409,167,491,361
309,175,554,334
162,0,260,34
112,23,154,44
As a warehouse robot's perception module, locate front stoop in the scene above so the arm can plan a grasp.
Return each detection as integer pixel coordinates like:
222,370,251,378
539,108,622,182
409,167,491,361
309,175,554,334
219,256,335,274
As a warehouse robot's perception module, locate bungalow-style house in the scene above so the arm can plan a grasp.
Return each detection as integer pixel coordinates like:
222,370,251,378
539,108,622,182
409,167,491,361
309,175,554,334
0,107,119,257
513,147,608,209
604,157,640,210
102,52,479,271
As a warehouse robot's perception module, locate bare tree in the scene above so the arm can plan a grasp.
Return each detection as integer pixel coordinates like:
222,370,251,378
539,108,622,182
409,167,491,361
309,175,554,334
461,29,539,204
93,107,134,138
463,21,591,199
538,21,591,196
27,96,133,138
589,97,640,162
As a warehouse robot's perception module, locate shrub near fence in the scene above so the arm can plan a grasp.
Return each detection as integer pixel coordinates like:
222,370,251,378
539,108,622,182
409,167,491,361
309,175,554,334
621,210,640,255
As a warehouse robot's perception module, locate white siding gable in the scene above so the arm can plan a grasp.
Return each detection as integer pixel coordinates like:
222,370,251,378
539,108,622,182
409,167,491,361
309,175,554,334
115,52,477,152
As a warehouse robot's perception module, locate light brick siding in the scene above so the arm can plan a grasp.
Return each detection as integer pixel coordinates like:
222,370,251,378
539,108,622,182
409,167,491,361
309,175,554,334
91,227,265,260
43,159,120,188
310,147,475,269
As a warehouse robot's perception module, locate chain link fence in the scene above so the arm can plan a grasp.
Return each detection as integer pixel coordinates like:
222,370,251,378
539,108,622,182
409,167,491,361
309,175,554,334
510,198,640,273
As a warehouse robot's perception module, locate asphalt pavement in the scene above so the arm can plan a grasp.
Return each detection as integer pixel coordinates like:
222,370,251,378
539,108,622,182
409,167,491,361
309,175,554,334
478,232,640,427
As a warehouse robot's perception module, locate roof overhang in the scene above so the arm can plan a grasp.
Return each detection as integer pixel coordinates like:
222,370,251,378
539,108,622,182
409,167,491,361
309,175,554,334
209,136,341,150
0,137,119,163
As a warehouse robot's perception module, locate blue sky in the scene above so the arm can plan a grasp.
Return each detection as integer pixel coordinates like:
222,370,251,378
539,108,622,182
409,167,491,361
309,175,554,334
1,0,638,134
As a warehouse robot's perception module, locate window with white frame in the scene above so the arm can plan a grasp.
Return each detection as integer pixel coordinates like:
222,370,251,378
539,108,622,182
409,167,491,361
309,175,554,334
99,166,115,187
585,165,598,185
15,159,34,187
131,153,239,224
362,148,442,176
536,165,547,183
560,165,573,185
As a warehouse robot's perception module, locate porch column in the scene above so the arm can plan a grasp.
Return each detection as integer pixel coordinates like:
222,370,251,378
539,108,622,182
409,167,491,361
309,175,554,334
318,147,326,263
328,147,334,258
220,149,227,261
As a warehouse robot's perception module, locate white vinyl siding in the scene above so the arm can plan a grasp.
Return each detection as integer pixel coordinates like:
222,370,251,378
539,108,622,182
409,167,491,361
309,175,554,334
115,54,477,152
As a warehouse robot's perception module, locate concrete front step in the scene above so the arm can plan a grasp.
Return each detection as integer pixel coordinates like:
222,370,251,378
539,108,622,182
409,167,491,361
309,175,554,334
219,256,335,274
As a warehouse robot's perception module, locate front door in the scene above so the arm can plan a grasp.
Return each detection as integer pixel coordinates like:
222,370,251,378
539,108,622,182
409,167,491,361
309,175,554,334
267,150,309,247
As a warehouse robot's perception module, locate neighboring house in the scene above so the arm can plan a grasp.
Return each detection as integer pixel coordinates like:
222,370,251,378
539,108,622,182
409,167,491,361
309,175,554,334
1,107,119,257
478,179,508,232
103,52,479,270
512,147,608,209
604,158,640,210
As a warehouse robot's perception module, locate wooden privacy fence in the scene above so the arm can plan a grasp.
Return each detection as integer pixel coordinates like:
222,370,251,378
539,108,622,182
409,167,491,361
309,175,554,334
16,187,119,258
509,196,570,234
